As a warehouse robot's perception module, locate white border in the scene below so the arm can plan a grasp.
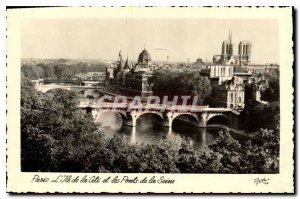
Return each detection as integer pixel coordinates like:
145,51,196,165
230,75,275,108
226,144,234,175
1,2,297,198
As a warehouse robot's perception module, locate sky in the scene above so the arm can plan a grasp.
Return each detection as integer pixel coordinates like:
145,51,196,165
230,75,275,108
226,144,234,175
21,18,279,64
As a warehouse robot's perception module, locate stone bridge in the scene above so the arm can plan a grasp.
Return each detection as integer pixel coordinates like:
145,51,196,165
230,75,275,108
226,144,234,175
33,84,104,98
35,84,104,93
80,102,240,129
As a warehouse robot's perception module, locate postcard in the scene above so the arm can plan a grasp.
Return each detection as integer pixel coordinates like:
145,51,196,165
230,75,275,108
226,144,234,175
6,7,294,193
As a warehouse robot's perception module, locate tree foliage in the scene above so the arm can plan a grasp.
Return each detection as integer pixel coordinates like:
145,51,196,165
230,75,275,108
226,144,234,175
149,70,212,104
209,130,279,173
21,80,98,171
240,99,279,132
261,78,280,102
21,62,106,80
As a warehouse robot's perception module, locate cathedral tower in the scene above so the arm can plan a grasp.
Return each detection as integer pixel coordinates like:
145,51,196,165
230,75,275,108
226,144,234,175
221,30,234,62
238,41,252,65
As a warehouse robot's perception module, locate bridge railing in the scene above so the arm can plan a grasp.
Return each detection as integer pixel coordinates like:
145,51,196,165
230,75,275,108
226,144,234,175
38,84,103,88
78,102,232,112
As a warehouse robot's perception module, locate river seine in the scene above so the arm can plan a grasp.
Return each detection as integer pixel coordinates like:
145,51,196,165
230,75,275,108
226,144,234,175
95,112,221,149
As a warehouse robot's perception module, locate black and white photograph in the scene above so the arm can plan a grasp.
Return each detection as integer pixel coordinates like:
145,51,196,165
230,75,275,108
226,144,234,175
6,6,294,193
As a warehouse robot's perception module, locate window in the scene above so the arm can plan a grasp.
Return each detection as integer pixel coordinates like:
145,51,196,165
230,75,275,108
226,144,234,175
214,66,216,76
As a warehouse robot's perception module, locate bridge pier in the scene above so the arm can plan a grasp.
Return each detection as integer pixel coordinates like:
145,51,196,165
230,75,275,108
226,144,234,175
122,118,137,127
198,114,208,127
91,109,99,120
161,112,173,128
130,127,136,144
122,111,137,127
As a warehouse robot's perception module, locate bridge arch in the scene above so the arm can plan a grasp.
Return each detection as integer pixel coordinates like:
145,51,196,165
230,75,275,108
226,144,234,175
77,89,86,95
206,114,230,126
76,89,103,100
93,89,102,94
44,87,71,94
75,88,89,95
172,113,200,127
134,111,165,125
95,109,128,124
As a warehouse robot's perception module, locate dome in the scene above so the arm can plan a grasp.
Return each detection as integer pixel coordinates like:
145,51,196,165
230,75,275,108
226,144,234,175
138,49,151,64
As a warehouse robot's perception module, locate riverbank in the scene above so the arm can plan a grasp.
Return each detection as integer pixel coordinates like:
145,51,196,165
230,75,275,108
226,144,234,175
174,117,264,143
206,125,264,143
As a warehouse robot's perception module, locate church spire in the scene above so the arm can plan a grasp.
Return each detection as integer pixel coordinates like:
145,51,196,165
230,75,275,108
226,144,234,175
116,50,123,72
118,50,123,62
124,54,130,70
228,29,232,43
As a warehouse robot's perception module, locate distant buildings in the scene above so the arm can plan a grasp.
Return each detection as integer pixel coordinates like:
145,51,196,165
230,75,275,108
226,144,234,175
207,31,254,109
75,72,106,86
207,31,279,109
244,64,279,75
189,58,207,70
75,72,106,81
105,31,278,110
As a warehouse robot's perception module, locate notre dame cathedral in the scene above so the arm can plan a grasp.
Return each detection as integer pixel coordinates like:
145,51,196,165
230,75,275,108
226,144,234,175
213,31,252,66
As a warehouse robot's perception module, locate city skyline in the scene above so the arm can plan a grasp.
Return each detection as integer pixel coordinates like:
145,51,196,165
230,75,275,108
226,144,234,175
21,18,279,64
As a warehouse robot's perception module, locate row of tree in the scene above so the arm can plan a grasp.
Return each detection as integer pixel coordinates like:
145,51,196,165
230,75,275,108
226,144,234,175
21,62,106,80
21,81,279,173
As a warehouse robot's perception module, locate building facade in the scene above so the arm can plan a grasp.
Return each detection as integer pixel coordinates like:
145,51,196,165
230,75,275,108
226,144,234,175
222,76,245,109
210,76,245,109
107,48,154,98
121,49,153,97
210,65,234,84
238,41,252,65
